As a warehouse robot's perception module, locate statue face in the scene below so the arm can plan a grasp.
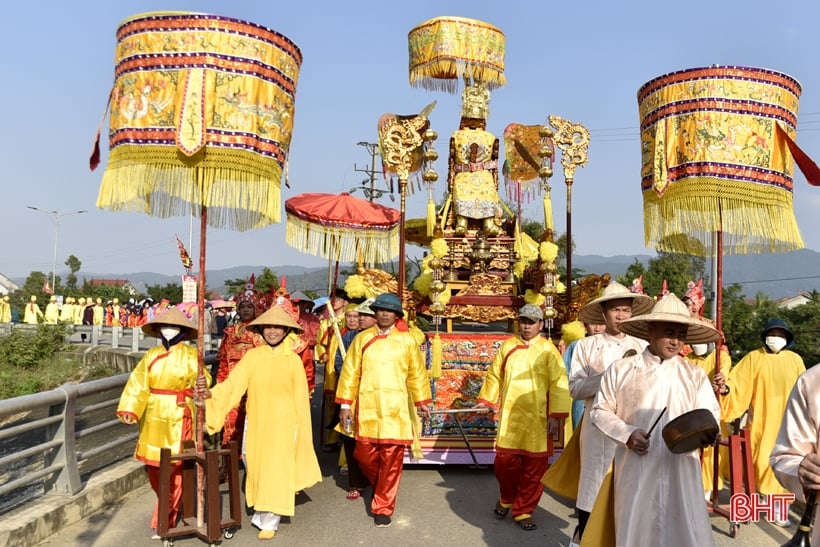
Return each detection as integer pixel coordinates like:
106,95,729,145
459,117,486,130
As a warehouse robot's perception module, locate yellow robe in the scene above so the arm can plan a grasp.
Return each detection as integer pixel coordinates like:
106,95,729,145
116,343,203,466
335,326,432,444
23,302,43,324
59,302,74,323
452,128,499,219
721,347,805,494
0,301,10,323
44,302,59,324
477,336,570,456
685,347,732,491
205,343,321,516
93,304,105,326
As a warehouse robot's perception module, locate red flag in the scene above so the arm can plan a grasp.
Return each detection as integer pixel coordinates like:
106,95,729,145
43,277,54,295
175,235,193,270
776,123,820,186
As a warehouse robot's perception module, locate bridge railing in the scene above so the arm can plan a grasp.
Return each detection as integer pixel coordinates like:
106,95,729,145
0,323,220,353
0,374,135,514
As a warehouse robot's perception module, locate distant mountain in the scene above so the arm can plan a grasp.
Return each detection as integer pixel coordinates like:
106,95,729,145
17,249,820,300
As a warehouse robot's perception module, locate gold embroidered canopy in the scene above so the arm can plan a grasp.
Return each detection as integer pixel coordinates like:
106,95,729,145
95,11,303,231
638,65,808,256
408,16,506,93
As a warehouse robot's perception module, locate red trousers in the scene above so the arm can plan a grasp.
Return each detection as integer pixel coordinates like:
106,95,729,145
494,451,549,519
354,441,405,516
146,464,183,529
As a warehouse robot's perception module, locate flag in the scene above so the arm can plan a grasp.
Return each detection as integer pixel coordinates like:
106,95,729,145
175,235,193,270
43,277,54,295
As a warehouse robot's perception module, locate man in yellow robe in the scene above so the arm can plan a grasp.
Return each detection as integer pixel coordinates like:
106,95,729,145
336,292,432,528
116,308,203,540
44,296,59,324
93,298,105,326
0,295,11,323
713,318,805,525
474,304,570,531
23,295,43,324
317,291,349,450
198,306,321,540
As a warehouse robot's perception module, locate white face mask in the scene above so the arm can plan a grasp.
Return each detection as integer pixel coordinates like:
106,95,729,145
765,336,788,353
160,326,181,340
691,343,708,356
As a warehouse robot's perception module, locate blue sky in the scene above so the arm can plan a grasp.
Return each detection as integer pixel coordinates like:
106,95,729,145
3,1,820,280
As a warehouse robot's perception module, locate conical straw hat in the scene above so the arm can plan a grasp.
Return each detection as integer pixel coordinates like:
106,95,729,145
618,293,721,345
577,281,654,324
249,305,303,334
142,307,197,339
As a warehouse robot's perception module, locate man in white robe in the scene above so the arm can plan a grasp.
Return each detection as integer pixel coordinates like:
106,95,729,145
569,282,653,543
770,364,820,544
590,293,721,547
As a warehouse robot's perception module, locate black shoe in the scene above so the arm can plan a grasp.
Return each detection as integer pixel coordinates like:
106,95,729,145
374,514,392,527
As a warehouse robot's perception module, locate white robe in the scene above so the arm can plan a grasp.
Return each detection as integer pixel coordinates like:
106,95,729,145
770,365,820,546
590,349,719,547
569,332,647,511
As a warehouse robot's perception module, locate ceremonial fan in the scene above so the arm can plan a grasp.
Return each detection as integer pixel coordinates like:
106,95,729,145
90,11,303,533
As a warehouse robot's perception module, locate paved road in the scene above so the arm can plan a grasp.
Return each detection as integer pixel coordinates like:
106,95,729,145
37,445,795,547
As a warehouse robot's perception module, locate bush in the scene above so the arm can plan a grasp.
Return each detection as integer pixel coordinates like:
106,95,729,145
0,356,82,399
0,325,70,369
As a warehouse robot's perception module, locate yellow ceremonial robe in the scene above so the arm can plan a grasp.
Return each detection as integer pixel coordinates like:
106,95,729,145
93,304,104,326
23,302,43,324
721,347,805,495
44,303,59,324
205,343,321,516
477,336,569,455
0,301,10,323
335,326,432,444
116,343,203,466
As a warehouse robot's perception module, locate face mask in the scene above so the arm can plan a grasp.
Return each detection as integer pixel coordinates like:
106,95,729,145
691,344,708,356
765,336,787,353
160,326,181,340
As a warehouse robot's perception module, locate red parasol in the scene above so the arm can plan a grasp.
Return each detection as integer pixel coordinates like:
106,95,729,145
285,192,401,265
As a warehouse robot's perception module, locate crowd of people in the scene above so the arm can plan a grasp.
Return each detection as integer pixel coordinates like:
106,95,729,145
112,277,818,546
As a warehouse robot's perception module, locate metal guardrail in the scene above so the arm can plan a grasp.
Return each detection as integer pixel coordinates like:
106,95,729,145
0,374,136,514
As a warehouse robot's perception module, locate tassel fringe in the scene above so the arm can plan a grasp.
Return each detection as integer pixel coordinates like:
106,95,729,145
430,332,443,379
644,177,804,255
286,215,400,264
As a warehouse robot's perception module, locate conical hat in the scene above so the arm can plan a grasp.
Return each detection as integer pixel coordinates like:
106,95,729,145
142,306,197,339
577,281,655,324
249,305,303,334
618,293,721,344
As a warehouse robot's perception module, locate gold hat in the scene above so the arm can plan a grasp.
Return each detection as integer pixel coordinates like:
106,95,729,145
142,307,197,339
618,293,721,345
249,305,303,334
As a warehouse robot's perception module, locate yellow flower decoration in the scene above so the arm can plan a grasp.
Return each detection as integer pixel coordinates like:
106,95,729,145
344,275,367,299
524,289,546,307
436,287,452,306
561,320,586,346
431,238,450,258
413,271,433,296
556,280,566,294
540,241,558,263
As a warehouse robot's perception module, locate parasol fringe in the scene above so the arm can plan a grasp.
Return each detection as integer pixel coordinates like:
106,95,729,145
409,59,506,92
643,178,804,255
285,215,400,264
97,151,283,231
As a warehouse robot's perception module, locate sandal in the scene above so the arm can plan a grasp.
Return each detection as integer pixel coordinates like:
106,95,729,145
346,489,361,500
516,518,537,531
494,499,510,519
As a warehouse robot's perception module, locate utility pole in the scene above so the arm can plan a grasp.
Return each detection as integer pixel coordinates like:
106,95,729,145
352,141,392,202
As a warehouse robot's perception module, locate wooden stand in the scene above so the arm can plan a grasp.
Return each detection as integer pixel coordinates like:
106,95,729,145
157,440,242,546
709,428,757,538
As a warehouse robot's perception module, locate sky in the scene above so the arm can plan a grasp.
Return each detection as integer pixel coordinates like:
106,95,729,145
3,1,820,282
